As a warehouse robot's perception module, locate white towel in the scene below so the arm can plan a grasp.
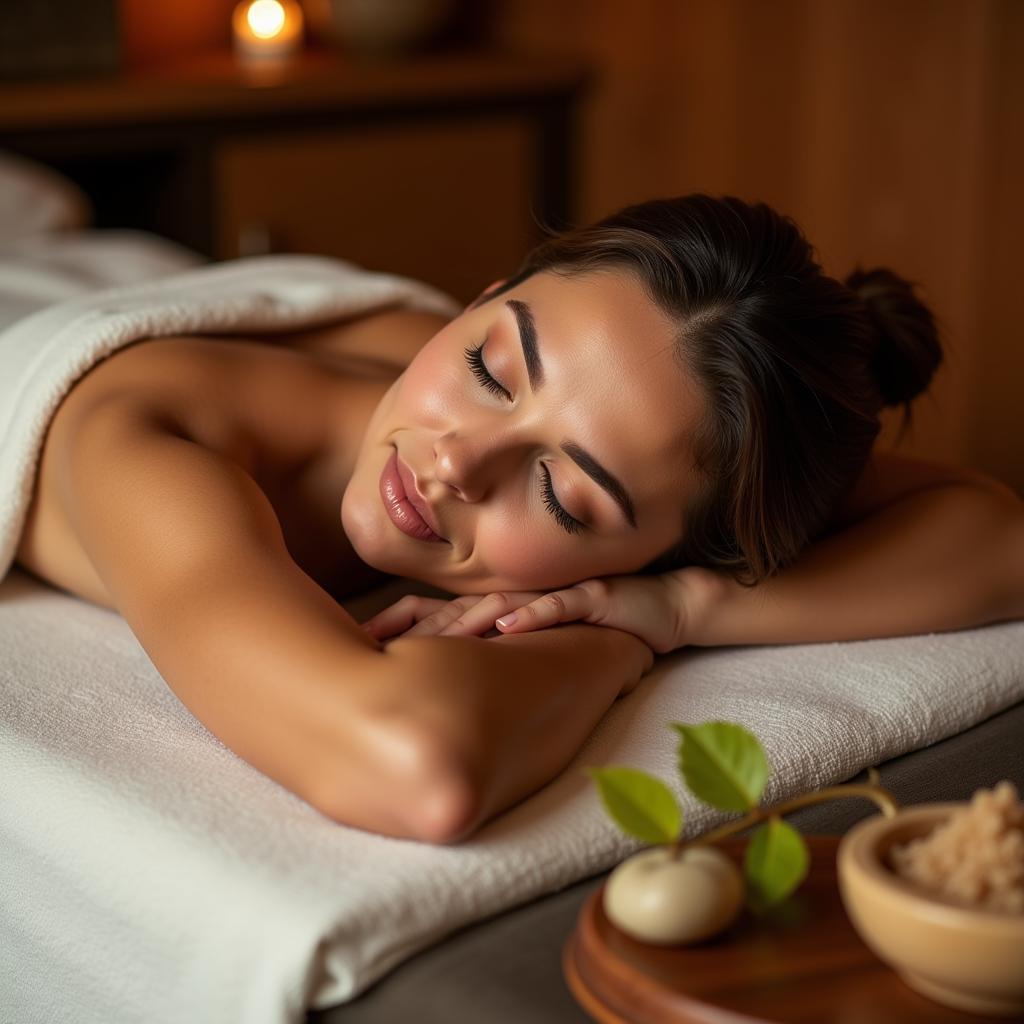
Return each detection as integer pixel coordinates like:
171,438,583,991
2,255,1023,1024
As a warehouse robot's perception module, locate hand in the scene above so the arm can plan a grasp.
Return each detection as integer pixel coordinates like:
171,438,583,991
360,569,711,654
360,591,547,642
492,572,698,654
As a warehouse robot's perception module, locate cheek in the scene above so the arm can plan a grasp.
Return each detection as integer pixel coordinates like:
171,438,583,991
393,337,464,426
473,516,594,590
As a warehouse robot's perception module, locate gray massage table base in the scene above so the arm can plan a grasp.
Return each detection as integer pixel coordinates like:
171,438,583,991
311,700,1024,1023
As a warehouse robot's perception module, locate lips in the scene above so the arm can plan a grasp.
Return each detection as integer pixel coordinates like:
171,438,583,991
379,449,446,543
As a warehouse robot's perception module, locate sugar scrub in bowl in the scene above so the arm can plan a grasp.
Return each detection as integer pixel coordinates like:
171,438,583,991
838,781,1024,1016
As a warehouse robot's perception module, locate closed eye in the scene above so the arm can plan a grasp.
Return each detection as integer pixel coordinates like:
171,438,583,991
464,342,511,401
541,463,584,535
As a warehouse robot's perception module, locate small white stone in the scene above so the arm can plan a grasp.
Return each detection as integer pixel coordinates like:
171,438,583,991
603,845,745,945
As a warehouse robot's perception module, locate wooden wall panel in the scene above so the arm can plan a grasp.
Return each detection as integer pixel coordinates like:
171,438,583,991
971,0,1024,489
491,0,1023,491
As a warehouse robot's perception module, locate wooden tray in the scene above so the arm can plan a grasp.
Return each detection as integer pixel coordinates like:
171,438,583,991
563,836,1013,1023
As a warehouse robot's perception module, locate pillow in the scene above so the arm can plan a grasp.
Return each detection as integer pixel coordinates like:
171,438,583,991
0,150,92,238
0,153,207,332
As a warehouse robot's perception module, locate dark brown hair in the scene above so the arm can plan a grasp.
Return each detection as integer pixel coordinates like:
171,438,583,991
487,195,942,583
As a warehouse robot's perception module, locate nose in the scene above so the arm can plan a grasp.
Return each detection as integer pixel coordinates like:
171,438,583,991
433,430,523,503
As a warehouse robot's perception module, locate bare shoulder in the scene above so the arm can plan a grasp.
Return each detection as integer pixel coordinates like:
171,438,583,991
14,335,345,606
272,307,451,371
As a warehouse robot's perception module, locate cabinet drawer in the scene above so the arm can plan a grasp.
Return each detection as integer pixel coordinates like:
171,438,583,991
214,116,537,302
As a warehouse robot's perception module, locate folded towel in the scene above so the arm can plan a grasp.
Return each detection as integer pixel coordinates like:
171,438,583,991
2,254,1023,1024
0,253,460,579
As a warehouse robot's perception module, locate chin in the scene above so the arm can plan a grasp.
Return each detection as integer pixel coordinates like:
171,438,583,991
340,485,393,572
340,488,446,587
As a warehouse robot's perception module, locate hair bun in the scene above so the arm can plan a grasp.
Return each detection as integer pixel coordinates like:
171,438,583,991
845,266,942,409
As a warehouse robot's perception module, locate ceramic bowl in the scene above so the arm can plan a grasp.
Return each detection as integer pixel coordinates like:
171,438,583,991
837,803,1024,1016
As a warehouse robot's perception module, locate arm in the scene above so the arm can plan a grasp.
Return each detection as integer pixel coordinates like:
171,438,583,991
57,397,650,843
683,471,1024,647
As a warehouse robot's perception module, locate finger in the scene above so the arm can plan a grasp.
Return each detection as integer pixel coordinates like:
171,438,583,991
404,594,488,637
495,585,595,633
434,591,544,637
360,595,449,640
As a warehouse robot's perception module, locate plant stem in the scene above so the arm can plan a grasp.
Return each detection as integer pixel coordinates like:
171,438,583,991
667,777,899,859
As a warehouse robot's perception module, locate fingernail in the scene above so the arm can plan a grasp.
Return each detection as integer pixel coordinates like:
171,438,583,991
496,613,518,628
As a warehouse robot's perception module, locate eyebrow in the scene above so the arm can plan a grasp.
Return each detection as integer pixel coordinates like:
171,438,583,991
507,299,544,389
506,299,638,530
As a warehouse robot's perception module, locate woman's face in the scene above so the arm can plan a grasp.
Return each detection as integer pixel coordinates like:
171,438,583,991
341,268,706,594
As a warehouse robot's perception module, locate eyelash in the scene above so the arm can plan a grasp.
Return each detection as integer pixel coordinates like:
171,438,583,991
541,463,584,535
464,342,511,400
463,342,584,536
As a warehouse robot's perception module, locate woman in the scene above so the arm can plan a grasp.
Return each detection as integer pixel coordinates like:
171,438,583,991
14,195,1024,844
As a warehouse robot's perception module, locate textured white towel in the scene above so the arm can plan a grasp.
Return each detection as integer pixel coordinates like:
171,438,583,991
2,253,1023,1024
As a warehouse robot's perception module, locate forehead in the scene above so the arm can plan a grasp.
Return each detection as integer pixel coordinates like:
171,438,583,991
505,269,706,512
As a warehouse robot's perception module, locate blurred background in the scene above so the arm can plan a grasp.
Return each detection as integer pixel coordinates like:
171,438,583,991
1,0,1020,492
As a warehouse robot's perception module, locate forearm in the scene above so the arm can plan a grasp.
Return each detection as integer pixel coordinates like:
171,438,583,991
684,482,1024,647
383,624,653,839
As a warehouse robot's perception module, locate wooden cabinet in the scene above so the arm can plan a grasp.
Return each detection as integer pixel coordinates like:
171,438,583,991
215,115,535,301
0,51,587,302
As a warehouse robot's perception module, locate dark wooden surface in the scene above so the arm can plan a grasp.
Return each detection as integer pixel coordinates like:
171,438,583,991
0,50,589,129
563,836,1018,1024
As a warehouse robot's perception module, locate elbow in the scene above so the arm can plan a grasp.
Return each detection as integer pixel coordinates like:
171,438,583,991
409,765,482,845
387,719,484,844
310,715,484,845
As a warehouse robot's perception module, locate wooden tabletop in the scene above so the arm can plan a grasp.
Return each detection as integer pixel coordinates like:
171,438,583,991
0,49,590,130
563,836,1017,1024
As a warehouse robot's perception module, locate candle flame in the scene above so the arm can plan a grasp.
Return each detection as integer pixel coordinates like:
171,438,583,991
246,0,287,40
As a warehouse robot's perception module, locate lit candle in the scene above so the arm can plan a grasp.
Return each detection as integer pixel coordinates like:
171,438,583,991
232,0,304,65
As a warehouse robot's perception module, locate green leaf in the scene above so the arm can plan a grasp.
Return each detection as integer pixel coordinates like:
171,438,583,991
586,766,683,845
673,721,769,812
743,817,809,910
